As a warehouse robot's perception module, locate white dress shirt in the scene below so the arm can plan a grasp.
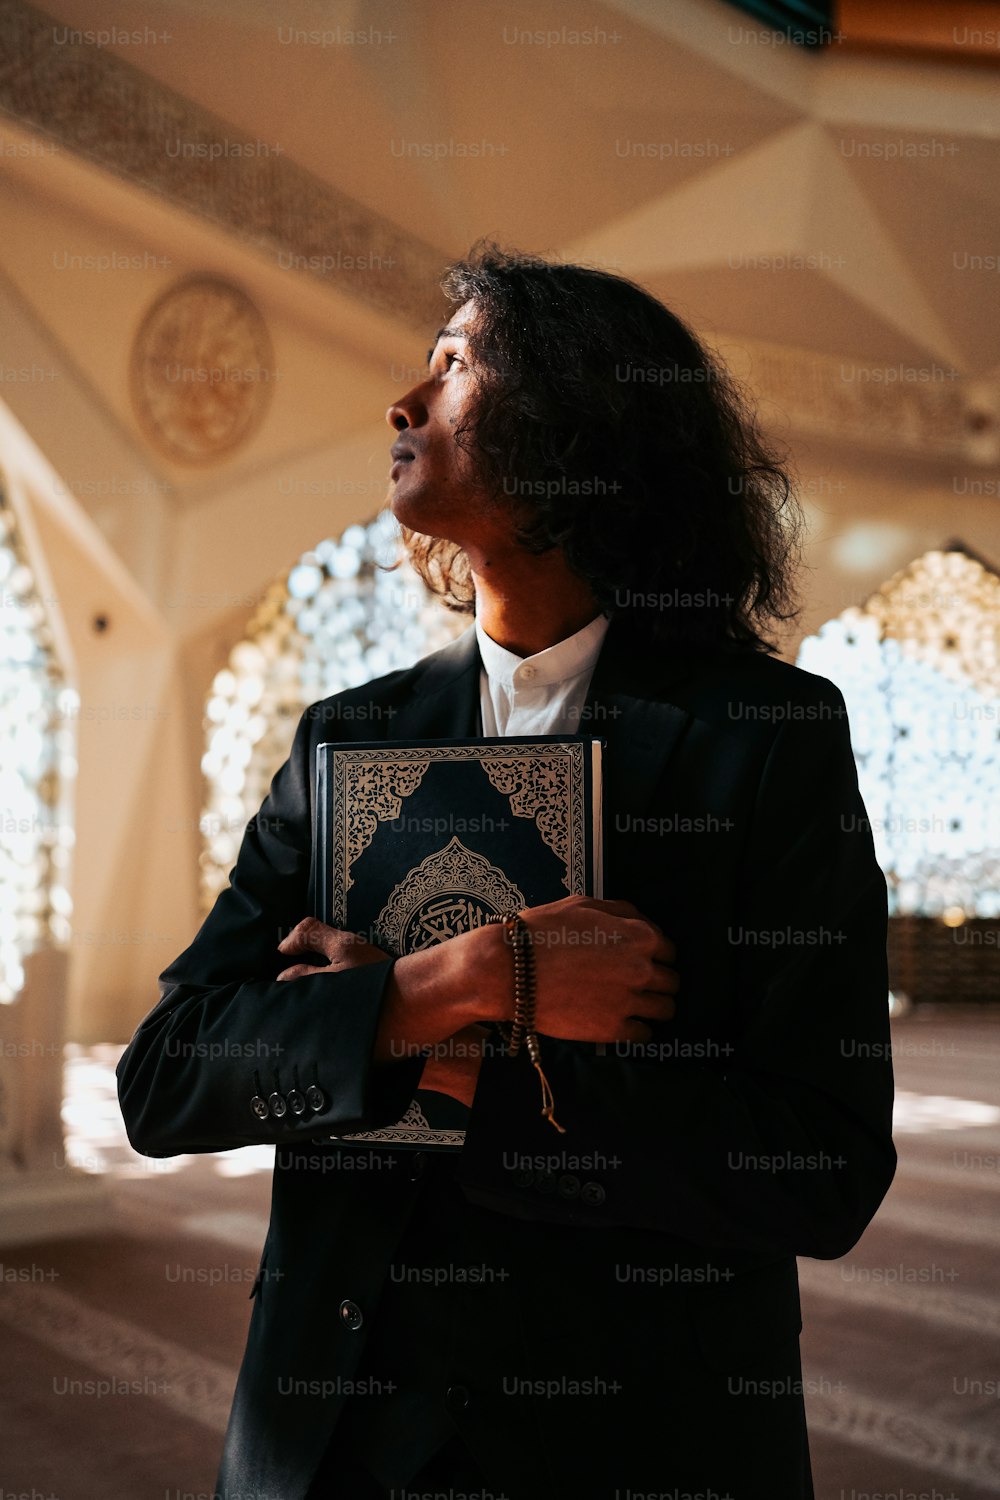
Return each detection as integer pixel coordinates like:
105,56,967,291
475,610,611,738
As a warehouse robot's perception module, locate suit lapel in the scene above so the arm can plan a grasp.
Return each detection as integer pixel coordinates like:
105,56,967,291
387,623,483,742
579,615,695,896
386,613,696,896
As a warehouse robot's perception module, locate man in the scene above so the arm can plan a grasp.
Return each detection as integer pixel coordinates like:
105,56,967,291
117,244,896,1500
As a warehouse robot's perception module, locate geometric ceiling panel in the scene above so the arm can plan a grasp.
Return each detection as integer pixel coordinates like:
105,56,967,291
831,130,1000,374
25,0,806,255
804,129,968,369
642,267,951,369
568,120,967,369
3,0,998,487
567,123,820,274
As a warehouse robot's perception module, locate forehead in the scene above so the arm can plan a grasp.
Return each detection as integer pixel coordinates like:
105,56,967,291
433,299,477,344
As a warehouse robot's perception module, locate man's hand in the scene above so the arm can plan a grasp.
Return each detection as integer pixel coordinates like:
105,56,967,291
418,1022,493,1109
277,921,487,1106
276,918,391,981
514,895,679,1044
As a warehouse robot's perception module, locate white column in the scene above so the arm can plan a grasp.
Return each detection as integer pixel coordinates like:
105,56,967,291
0,947,107,1247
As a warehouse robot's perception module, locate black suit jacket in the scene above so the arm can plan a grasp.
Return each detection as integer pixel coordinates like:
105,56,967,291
116,613,895,1500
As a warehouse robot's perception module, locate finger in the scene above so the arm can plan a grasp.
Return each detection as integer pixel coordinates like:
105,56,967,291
622,916,676,964
657,936,677,966
277,917,312,949
616,1019,654,1044
276,962,330,982
637,993,677,1022
277,918,340,958
645,924,677,965
280,912,358,960
636,979,679,1013
577,897,641,918
643,961,681,994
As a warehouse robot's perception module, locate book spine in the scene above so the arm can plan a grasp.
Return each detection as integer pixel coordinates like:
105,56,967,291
592,738,605,899
315,746,330,925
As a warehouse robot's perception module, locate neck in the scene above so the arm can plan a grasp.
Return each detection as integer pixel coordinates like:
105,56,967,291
468,545,603,659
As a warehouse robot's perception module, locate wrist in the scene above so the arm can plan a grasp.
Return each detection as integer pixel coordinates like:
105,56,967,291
454,920,516,1026
374,923,516,1067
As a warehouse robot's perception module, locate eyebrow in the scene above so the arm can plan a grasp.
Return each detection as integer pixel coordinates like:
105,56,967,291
426,323,470,365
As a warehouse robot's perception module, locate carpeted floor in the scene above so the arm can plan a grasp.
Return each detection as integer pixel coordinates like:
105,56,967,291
1,1008,998,1499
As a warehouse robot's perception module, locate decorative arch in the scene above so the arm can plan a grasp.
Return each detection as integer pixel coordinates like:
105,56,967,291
199,512,467,909
797,544,1000,923
796,544,999,1009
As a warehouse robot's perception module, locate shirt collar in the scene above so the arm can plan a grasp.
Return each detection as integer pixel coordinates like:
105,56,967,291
475,610,611,691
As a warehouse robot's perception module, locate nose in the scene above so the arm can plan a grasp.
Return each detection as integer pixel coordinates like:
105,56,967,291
386,383,427,433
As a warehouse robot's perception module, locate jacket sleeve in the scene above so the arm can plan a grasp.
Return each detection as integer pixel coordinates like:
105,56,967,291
116,706,425,1157
456,683,896,1260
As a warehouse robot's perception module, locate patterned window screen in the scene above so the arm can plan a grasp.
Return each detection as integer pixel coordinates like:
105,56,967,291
796,546,1000,921
0,479,75,1002
199,512,467,911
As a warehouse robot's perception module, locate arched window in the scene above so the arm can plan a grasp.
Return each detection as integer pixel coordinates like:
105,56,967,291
797,544,1000,1006
199,512,467,909
797,544,1000,923
0,480,75,1003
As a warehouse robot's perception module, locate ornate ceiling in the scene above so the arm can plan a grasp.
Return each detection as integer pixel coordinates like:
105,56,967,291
0,0,998,501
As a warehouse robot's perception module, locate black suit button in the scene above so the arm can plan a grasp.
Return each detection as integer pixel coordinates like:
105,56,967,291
251,1095,269,1120
535,1170,557,1195
339,1299,363,1331
268,1091,288,1119
286,1089,307,1116
445,1383,471,1412
305,1084,325,1112
558,1173,580,1198
581,1181,606,1205
513,1168,535,1189
408,1152,426,1182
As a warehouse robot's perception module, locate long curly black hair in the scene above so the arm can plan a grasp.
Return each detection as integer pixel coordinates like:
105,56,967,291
390,241,803,654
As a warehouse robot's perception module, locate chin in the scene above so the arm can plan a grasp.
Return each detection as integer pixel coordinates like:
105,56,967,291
388,486,419,528
389,490,430,536
390,489,459,546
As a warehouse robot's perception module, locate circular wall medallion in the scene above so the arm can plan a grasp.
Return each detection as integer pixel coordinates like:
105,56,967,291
130,276,274,464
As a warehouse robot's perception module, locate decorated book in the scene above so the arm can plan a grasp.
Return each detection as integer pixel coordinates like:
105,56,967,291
314,735,604,1150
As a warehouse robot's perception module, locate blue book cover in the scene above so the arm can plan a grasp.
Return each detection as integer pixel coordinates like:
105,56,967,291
314,735,604,1149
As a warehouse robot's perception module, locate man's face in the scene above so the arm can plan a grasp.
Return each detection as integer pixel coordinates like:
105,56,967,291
385,299,501,546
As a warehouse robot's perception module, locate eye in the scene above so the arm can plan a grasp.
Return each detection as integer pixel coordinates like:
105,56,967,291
425,343,468,376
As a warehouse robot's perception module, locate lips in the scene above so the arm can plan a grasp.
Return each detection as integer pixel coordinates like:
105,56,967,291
389,440,416,483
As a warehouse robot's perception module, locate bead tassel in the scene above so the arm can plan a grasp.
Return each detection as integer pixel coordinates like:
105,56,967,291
486,911,566,1133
